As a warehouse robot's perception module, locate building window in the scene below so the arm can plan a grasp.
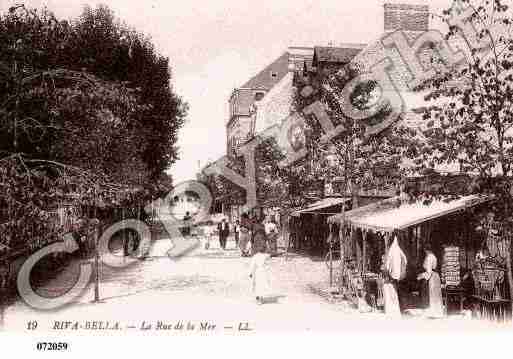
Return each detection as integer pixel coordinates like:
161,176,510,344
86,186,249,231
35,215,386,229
254,92,265,101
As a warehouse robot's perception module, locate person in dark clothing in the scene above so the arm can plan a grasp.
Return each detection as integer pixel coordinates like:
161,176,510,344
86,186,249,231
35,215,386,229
217,218,230,250
183,211,192,236
234,220,241,247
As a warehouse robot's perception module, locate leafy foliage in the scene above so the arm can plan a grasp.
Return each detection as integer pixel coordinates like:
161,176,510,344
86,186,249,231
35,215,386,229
0,5,187,180
0,5,183,255
202,136,291,211
409,0,513,220
292,63,408,201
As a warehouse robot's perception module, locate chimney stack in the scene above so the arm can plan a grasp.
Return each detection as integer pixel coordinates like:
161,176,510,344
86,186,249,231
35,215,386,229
384,3,429,34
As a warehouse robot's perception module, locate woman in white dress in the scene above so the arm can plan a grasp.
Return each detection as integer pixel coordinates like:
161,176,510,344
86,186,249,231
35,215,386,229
249,242,272,304
203,223,214,250
417,245,444,318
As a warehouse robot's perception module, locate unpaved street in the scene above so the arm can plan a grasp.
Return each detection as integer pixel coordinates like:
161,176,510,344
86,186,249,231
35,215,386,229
3,235,505,332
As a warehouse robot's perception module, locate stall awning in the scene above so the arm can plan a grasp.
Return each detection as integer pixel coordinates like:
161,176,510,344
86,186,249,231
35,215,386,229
291,197,350,217
327,194,490,232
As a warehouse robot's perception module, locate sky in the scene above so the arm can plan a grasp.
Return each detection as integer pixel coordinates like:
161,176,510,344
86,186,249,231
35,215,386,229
2,0,451,184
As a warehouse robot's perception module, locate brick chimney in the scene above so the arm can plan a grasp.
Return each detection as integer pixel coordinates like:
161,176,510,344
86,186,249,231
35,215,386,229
384,3,429,34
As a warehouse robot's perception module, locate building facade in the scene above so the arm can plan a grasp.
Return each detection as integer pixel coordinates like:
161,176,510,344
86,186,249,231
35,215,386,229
204,2,452,221
226,49,315,157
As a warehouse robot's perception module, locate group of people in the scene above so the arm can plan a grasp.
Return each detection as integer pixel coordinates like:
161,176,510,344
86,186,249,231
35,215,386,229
381,237,444,318
202,214,280,305
204,214,279,257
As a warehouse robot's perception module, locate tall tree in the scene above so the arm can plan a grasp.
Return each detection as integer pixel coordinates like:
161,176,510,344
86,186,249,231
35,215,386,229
410,0,513,215
0,4,187,183
0,4,184,254
68,5,187,180
409,0,513,309
292,63,410,207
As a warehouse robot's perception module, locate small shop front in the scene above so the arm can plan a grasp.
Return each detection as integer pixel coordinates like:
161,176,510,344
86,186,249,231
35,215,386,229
327,194,511,320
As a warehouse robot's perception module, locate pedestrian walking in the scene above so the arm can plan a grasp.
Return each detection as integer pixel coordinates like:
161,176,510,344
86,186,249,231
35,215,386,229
233,220,240,248
72,220,86,257
264,218,278,256
249,242,272,305
183,211,192,236
239,213,252,257
204,226,209,250
217,218,229,250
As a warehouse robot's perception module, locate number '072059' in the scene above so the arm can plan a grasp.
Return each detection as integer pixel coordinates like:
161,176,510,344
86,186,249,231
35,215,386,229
36,342,68,351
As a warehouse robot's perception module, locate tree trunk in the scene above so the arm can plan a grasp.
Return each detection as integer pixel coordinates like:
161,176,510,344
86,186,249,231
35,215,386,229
338,198,346,294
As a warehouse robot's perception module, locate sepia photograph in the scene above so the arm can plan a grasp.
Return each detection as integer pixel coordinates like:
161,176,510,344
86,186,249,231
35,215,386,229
0,0,513,355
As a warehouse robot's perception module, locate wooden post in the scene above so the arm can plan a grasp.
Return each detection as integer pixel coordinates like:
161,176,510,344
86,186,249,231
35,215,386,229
327,223,333,287
350,226,355,261
464,218,469,269
93,196,100,303
355,228,362,272
122,207,127,256
285,214,291,261
93,222,100,303
339,199,347,283
339,223,345,257
416,226,421,265
362,230,367,274
338,222,345,294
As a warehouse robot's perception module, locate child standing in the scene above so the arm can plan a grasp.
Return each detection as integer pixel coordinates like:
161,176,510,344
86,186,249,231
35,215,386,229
249,244,272,305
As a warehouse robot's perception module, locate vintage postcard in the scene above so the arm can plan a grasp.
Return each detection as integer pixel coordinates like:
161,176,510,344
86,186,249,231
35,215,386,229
1,0,513,355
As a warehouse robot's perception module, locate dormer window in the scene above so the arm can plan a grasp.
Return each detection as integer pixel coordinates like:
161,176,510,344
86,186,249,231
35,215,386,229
254,92,265,101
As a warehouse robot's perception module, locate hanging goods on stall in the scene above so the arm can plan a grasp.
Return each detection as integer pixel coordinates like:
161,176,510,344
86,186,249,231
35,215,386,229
487,231,500,258
486,220,502,258
442,246,460,286
472,262,505,300
497,236,509,259
385,236,407,281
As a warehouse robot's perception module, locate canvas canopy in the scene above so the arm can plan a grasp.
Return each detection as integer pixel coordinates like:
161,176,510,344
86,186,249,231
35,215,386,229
327,194,489,232
291,197,349,217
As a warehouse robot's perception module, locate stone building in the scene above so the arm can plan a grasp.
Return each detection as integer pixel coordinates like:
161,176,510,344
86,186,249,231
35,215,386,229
220,48,314,219
203,1,479,220
226,48,314,157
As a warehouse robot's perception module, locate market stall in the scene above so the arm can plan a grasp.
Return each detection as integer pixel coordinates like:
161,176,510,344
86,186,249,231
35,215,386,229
327,194,499,316
288,197,350,255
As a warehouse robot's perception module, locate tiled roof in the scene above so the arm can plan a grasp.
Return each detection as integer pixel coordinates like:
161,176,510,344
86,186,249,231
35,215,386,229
254,71,294,133
312,46,364,66
241,52,290,89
